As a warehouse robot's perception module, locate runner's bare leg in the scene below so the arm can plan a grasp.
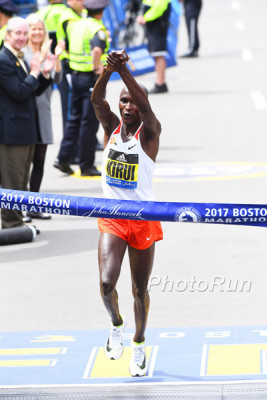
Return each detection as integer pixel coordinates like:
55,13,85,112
98,232,127,326
129,243,155,342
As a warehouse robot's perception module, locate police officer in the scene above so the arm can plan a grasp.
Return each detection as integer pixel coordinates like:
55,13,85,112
179,0,202,58
56,0,85,129
137,0,171,94
0,0,18,49
54,0,109,176
37,0,67,53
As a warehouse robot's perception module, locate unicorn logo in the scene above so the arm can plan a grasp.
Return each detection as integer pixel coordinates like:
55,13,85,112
174,207,202,223
180,212,195,222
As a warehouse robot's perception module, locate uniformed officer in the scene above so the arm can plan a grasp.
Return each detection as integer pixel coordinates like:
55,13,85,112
179,0,202,57
0,0,18,49
54,0,109,176
37,0,67,53
56,0,85,129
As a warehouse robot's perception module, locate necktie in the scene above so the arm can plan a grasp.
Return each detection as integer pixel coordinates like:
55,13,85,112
17,51,24,59
17,52,28,75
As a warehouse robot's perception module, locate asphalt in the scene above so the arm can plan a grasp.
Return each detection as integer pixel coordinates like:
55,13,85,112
1,0,267,336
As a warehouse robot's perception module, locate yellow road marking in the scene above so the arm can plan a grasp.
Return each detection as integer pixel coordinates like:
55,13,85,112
31,335,75,342
90,347,152,378
0,347,67,355
206,344,267,375
0,359,57,367
72,170,101,180
70,162,267,182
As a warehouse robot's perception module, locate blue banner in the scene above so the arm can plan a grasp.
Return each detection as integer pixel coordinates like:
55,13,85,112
1,189,267,227
103,0,182,79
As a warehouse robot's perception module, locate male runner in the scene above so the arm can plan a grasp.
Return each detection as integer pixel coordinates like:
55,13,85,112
91,49,163,377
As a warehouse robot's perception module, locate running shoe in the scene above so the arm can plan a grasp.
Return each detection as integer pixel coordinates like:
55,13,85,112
129,341,148,377
104,314,126,360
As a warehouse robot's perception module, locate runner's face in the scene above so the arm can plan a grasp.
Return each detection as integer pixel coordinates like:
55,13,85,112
119,89,140,125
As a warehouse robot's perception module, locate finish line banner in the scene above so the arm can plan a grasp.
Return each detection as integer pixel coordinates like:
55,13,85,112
1,189,267,227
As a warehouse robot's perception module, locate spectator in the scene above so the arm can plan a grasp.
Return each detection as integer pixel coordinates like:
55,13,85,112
137,0,171,94
0,16,55,230
23,13,63,221
53,0,109,177
179,0,202,58
0,0,18,49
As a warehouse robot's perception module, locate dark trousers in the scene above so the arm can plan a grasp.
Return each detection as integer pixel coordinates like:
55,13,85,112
57,72,99,173
29,143,48,192
184,0,202,52
0,144,34,229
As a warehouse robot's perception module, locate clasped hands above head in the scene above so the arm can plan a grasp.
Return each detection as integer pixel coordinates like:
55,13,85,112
106,49,130,72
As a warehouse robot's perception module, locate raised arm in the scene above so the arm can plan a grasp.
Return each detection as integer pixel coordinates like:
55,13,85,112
91,65,120,144
107,50,161,141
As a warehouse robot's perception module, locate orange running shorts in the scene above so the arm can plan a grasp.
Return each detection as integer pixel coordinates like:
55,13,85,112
97,218,163,250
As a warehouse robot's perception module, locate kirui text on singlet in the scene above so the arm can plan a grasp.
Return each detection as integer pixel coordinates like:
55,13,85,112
105,149,139,189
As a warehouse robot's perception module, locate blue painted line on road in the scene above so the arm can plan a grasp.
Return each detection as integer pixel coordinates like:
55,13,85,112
1,326,267,386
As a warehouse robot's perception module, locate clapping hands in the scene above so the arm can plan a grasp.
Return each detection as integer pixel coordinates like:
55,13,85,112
42,53,56,76
40,39,52,63
30,42,59,78
30,51,41,77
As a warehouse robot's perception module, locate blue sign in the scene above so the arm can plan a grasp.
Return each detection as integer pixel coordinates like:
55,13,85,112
103,0,182,79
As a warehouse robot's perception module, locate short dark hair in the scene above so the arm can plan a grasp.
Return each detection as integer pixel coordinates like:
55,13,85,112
120,83,148,100
0,7,13,17
87,7,104,16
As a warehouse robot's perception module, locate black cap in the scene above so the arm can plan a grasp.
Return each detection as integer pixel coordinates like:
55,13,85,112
0,0,19,14
83,0,108,10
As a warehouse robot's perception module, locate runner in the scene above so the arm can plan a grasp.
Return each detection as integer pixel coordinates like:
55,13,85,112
91,49,163,377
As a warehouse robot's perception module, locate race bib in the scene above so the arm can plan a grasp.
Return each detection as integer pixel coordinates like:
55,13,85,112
105,149,139,189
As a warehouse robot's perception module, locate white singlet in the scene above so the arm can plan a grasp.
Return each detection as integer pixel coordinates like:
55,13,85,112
102,120,156,201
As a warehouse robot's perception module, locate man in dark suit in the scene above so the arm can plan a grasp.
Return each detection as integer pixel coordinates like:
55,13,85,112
0,16,55,230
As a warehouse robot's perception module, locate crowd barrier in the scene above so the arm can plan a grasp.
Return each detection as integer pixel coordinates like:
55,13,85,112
1,189,267,227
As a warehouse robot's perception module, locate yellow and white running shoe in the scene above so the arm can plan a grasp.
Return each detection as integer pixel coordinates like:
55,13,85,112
104,314,126,360
129,341,148,377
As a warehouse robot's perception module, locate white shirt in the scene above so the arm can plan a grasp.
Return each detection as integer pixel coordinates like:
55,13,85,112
102,121,156,201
